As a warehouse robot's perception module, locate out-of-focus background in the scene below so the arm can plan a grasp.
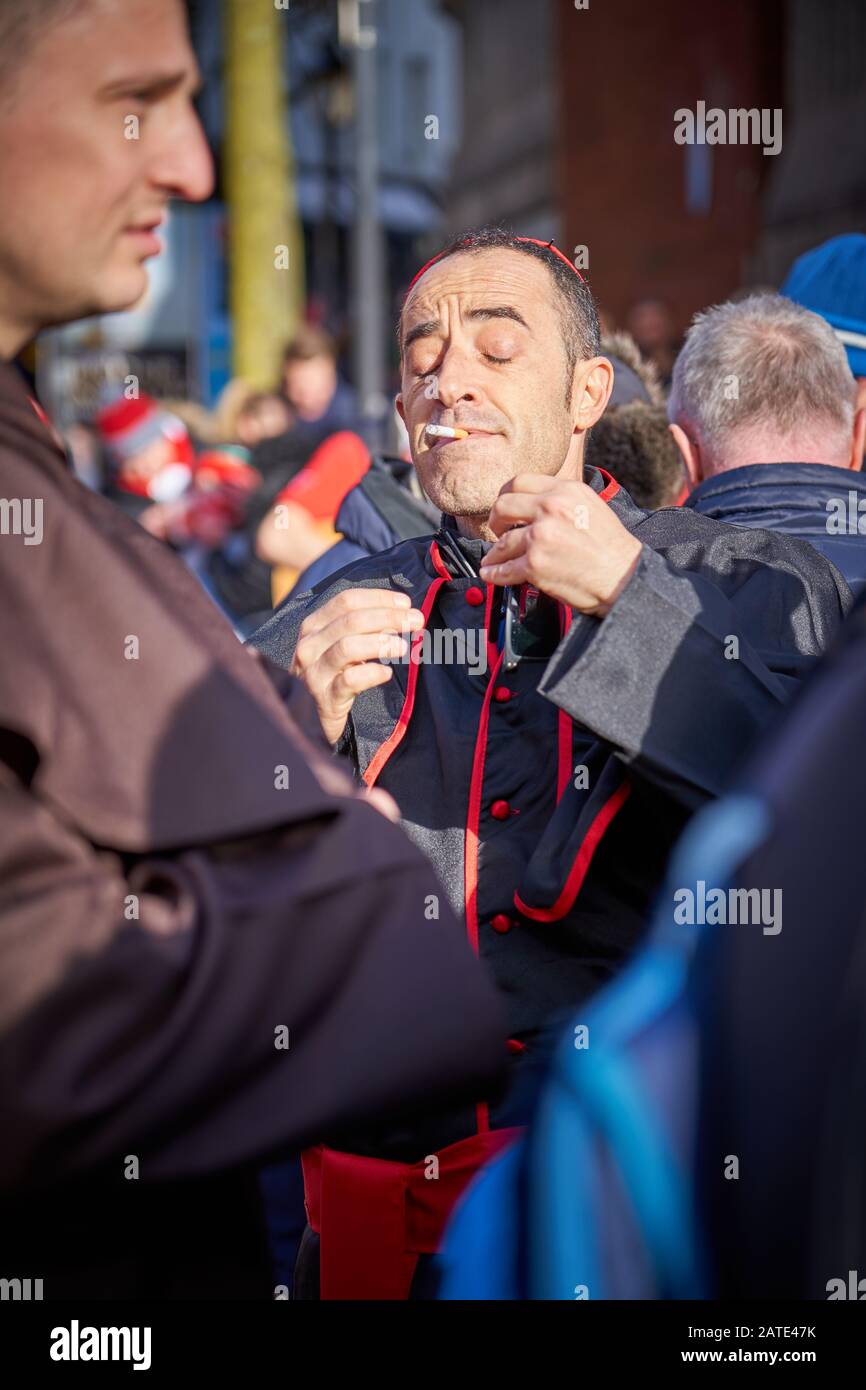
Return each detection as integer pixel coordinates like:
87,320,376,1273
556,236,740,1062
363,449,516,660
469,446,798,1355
37,0,865,629
38,0,866,418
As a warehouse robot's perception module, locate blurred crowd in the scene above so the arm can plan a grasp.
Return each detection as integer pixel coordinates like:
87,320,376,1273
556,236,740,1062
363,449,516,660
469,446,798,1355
63,232,866,661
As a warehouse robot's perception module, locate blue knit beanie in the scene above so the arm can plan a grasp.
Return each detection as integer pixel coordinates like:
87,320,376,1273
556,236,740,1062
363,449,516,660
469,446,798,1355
781,234,866,378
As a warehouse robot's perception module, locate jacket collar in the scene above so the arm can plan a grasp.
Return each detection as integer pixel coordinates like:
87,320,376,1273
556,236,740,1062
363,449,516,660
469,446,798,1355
436,515,491,577
0,358,69,461
686,461,866,509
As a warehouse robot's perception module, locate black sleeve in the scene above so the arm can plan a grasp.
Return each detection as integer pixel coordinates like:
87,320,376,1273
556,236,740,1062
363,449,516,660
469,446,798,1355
538,542,844,809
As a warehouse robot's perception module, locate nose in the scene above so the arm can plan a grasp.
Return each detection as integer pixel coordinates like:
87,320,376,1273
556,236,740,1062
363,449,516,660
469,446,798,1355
434,343,485,410
152,104,215,205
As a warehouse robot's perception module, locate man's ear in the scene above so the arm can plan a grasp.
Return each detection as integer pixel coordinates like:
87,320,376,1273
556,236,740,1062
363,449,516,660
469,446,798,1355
395,393,406,427
573,356,614,432
669,422,703,487
849,406,866,470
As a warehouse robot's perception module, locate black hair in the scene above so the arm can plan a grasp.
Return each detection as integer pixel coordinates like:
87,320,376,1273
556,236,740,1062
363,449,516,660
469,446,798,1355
586,402,686,509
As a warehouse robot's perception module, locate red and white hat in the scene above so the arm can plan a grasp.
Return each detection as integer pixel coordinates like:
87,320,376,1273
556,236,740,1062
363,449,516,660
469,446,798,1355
96,394,190,464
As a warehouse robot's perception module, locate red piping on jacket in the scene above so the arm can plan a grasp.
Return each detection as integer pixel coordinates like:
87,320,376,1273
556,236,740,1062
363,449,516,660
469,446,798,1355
482,581,500,677
29,397,50,429
464,647,505,1135
596,468,621,503
556,710,573,804
514,778,632,923
429,538,452,581
363,550,449,788
465,647,505,957
517,471,623,912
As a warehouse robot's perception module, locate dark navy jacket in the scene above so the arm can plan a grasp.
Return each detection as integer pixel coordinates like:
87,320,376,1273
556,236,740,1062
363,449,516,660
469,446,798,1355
685,462,866,593
250,468,851,1157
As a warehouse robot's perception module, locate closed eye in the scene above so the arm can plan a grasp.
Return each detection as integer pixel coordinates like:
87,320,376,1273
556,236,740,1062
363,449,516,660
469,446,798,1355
411,351,443,379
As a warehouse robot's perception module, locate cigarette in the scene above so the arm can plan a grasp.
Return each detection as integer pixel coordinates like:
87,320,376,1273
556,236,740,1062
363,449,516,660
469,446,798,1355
426,424,469,440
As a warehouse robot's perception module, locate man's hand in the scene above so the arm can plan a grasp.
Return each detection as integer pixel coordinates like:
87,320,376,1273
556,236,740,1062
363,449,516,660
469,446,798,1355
479,474,642,617
247,645,401,821
292,588,425,745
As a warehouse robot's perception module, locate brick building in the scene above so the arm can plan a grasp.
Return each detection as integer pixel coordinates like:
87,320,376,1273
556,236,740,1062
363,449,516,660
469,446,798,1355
555,0,783,329
442,0,865,337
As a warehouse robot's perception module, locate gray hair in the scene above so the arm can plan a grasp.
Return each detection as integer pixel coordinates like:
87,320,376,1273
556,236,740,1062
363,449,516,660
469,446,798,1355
668,294,856,464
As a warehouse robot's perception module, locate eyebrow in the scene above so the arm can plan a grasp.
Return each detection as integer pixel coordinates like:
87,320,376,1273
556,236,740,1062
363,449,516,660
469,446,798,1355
402,304,530,351
99,69,204,101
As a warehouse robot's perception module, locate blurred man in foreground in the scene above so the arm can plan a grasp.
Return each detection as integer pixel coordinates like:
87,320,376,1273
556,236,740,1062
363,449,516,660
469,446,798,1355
252,226,850,1297
671,295,866,591
0,0,504,1297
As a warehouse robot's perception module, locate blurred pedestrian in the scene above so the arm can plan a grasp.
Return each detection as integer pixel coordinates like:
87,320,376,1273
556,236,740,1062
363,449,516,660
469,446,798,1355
625,296,680,387
255,429,371,600
602,329,663,408
587,401,686,509
97,393,196,516
586,331,685,507
97,393,261,548
235,389,293,448
281,323,358,431
163,379,293,450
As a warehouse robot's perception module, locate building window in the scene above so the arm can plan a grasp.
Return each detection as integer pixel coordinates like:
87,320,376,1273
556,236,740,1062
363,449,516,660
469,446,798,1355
685,142,713,216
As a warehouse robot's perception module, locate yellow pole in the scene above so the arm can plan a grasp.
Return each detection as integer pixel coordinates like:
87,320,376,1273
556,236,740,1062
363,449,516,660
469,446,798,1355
223,0,304,388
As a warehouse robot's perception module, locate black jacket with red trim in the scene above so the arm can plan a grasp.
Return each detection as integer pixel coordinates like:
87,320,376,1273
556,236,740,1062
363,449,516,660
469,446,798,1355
250,467,851,1156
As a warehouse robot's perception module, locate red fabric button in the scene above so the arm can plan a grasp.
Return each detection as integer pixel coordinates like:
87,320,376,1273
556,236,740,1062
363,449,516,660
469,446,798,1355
506,1038,526,1055
493,685,512,703
465,585,485,606
490,799,511,820
491,913,513,934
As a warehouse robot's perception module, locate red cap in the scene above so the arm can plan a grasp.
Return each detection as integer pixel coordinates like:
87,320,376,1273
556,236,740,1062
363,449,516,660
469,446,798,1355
96,394,189,464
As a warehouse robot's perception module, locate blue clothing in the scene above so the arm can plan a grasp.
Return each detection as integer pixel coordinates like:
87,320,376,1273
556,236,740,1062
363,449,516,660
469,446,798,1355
685,461,866,592
781,234,866,377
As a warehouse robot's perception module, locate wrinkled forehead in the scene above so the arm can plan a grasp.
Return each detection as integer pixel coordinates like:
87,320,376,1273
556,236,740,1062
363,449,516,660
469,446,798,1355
400,247,558,346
